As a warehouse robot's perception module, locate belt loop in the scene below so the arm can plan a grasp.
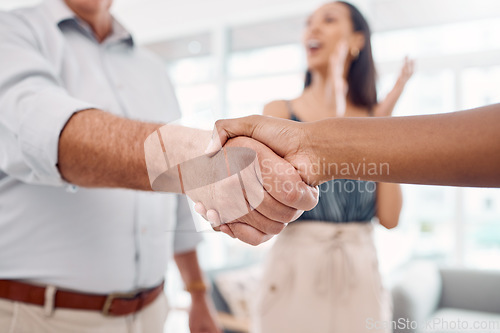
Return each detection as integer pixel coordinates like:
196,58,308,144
44,285,57,317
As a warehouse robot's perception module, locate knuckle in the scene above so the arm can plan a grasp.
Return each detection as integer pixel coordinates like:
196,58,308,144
246,235,262,246
254,236,265,246
270,208,294,223
269,222,286,235
283,209,299,223
284,186,301,205
214,119,224,129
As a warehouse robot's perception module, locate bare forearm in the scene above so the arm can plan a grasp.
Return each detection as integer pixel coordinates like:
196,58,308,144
375,57,414,117
310,104,500,187
174,250,207,298
58,109,213,191
175,250,204,284
373,84,404,117
58,109,161,190
376,182,402,229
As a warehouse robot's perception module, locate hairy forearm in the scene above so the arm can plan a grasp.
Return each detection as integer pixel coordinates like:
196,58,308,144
58,109,160,190
310,104,500,187
58,109,211,191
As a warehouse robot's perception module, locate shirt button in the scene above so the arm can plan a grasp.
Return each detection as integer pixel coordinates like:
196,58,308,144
65,185,79,193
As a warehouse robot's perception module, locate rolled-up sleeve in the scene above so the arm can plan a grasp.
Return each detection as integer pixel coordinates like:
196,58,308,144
0,13,96,186
173,195,204,254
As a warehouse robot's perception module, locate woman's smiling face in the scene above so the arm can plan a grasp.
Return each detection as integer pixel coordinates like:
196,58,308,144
303,2,358,71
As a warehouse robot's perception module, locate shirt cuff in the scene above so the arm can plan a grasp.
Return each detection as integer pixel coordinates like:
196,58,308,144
19,87,97,186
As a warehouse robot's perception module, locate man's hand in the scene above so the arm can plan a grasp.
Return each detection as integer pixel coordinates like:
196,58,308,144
200,121,321,243
145,125,318,246
194,136,319,245
61,111,319,246
189,293,222,333
174,250,222,333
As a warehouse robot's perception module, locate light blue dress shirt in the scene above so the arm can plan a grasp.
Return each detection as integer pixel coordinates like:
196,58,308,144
0,0,202,294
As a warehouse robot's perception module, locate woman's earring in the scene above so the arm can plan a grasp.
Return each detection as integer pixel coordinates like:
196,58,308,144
351,48,360,58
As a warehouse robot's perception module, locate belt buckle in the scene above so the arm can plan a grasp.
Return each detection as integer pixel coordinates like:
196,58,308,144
102,291,139,316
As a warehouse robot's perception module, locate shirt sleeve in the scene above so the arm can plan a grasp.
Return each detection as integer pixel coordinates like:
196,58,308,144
173,195,204,254
0,12,96,186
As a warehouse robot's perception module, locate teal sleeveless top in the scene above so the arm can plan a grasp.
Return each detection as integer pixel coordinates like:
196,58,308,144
287,101,377,223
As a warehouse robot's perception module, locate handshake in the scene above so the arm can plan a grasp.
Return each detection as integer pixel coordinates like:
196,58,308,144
144,115,320,246
144,106,500,244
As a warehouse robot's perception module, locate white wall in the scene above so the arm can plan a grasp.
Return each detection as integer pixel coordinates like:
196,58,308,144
2,0,499,44
0,0,366,43
112,0,500,43
110,0,345,43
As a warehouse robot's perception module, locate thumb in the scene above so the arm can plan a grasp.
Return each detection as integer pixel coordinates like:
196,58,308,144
205,115,274,156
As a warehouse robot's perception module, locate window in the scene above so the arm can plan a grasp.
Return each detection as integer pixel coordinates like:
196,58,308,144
372,18,500,62
167,56,217,117
464,188,500,269
373,20,500,269
461,66,500,269
226,44,305,117
461,66,500,108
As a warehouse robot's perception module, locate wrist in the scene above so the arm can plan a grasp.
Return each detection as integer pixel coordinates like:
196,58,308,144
185,280,209,298
301,122,328,186
304,119,344,184
190,291,208,302
395,78,407,90
144,125,212,193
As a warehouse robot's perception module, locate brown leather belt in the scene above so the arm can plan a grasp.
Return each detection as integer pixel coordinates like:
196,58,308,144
0,280,164,316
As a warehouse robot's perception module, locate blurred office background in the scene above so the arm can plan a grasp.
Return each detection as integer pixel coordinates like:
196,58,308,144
2,0,499,331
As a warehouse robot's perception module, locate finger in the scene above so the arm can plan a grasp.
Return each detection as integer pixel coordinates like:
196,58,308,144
409,59,415,74
336,41,349,61
236,208,288,235
207,210,221,228
226,136,319,211
195,205,221,232
205,209,222,231
245,181,303,223
194,202,207,219
255,147,319,211
237,156,303,222
220,224,235,238
206,115,297,157
224,222,273,246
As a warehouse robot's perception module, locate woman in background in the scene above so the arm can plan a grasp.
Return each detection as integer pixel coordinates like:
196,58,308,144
253,2,413,332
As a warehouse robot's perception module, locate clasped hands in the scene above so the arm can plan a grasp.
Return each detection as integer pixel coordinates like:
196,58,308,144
144,118,319,245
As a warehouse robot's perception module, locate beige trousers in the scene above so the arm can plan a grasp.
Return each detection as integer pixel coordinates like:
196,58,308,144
252,222,392,333
0,292,169,333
